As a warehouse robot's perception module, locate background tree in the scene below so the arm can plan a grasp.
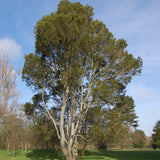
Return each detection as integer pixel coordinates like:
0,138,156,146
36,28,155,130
0,114,24,158
29,116,58,151
88,96,137,149
23,96,59,150
88,107,107,149
23,126,32,152
146,136,152,148
152,120,160,149
0,54,20,117
22,1,142,159
132,130,146,148
105,110,131,149
107,96,138,149
18,112,33,152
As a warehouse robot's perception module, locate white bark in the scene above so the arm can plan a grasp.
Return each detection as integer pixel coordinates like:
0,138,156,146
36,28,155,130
41,53,99,160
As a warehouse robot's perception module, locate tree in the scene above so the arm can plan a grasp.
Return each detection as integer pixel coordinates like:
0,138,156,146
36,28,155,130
0,54,20,156
17,112,33,152
146,136,152,148
88,107,107,149
22,1,142,159
152,120,160,149
107,96,138,149
23,95,59,150
0,54,20,117
0,114,23,158
30,116,58,151
88,96,137,149
132,130,146,148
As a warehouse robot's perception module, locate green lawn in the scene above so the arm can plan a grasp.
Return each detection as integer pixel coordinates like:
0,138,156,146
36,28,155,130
0,149,160,160
79,150,160,160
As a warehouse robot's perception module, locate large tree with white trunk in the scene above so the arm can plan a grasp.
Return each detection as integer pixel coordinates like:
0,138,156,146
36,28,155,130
22,1,142,159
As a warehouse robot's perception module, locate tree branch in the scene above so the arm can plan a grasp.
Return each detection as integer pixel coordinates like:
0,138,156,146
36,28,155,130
41,82,61,140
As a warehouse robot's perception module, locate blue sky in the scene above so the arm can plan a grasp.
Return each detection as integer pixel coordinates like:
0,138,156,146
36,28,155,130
0,0,160,136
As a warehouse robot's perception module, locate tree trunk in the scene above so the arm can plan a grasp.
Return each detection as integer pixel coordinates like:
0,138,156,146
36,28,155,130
25,144,27,153
120,141,125,150
25,140,27,153
66,149,77,160
21,140,24,150
12,147,15,159
21,132,24,150
46,142,49,152
81,143,87,158
7,137,10,152
66,155,77,160
61,140,78,160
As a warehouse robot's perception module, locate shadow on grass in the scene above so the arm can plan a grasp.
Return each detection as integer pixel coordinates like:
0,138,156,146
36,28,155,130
26,149,65,160
26,149,160,160
78,150,160,160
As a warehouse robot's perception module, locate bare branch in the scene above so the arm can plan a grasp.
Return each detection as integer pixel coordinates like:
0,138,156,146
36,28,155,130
73,134,89,142
0,54,20,116
41,82,61,140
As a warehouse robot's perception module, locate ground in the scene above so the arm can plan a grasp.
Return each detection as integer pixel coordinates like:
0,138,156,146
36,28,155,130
0,149,160,160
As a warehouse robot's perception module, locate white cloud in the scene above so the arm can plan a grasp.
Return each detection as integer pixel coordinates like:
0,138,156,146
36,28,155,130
0,38,22,60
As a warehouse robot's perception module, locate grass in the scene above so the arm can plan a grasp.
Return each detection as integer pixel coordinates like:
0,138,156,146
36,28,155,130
79,150,160,160
0,149,65,160
0,149,160,160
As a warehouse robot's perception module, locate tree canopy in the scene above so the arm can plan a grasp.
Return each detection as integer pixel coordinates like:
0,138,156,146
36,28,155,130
22,1,142,159
132,129,146,148
88,95,137,149
152,120,160,149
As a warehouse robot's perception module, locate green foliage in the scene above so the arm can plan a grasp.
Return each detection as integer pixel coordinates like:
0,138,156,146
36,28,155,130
0,114,26,158
30,116,59,149
152,120,160,149
114,96,138,125
88,96,137,149
133,130,146,148
23,99,59,149
22,0,142,108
